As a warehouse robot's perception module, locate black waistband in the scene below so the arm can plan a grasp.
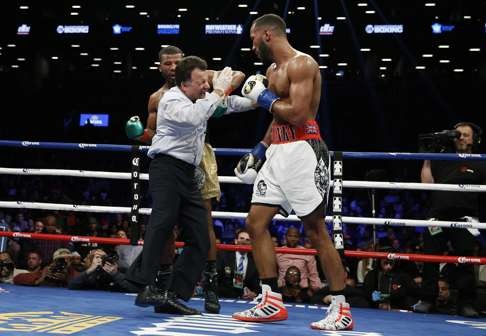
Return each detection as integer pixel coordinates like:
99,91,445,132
153,153,195,170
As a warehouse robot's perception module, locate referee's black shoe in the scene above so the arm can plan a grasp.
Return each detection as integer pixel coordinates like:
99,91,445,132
135,285,165,307
154,291,200,315
135,267,173,307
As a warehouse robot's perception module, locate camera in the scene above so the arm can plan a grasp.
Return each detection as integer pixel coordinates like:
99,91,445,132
0,261,14,272
418,129,460,153
51,258,68,273
101,252,119,266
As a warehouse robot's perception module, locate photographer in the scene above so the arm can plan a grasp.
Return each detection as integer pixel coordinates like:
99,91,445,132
36,248,78,287
0,252,27,284
68,249,138,292
414,122,486,317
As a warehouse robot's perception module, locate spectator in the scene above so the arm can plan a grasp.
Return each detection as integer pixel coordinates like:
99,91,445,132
216,229,259,299
281,266,311,303
68,248,138,292
364,259,418,310
277,227,323,293
13,251,45,285
0,252,27,284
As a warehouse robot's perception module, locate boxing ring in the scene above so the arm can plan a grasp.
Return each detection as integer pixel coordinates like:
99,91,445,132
1,140,486,336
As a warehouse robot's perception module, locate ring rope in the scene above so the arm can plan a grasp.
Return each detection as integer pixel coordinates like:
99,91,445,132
2,140,486,160
1,231,484,265
1,201,486,230
2,168,486,192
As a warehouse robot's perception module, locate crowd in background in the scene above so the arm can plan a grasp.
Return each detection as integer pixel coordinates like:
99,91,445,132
0,159,486,317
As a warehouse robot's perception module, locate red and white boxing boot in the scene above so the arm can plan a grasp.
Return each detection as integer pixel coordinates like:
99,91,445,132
232,285,288,322
310,296,354,331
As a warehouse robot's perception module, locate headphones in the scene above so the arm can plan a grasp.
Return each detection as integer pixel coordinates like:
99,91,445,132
454,121,483,146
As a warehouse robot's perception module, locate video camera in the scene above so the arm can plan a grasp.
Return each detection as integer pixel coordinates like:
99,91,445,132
418,129,460,153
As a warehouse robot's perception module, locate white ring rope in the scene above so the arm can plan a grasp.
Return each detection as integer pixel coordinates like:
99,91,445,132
1,201,486,230
1,167,485,192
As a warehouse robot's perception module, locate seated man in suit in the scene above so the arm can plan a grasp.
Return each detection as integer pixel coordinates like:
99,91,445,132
217,229,260,299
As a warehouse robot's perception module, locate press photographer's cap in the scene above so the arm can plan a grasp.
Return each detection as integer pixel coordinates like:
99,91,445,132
53,248,72,260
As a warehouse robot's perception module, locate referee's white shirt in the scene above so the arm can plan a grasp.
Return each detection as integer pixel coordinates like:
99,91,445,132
148,86,252,165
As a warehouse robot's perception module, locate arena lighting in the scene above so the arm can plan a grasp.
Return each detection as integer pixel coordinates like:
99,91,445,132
319,65,327,69
469,48,480,52
80,52,88,56
365,10,375,14
438,45,449,48
297,7,306,10
7,44,16,47
51,56,59,60
149,66,158,70
309,45,320,48
360,48,371,51
178,8,188,12
139,12,148,16
319,53,329,57
132,66,137,70
17,58,26,61
70,12,79,16
381,58,392,62
93,57,102,61
19,5,29,10
212,57,222,61
424,3,436,6
17,24,30,35
439,59,450,63
90,64,100,67
72,5,81,9
153,61,159,65
422,54,433,57
379,66,387,70
125,5,135,9
71,44,80,48
113,61,122,65
254,62,263,65
249,11,258,15
463,15,471,19
357,3,368,7
337,62,348,66
11,65,19,68
135,47,145,51
453,68,464,72
336,16,346,20
238,4,248,8
416,65,426,69
240,47,251,51
109,47,119,51
113,70,121,73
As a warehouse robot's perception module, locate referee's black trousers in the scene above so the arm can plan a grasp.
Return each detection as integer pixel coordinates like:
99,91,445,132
126,154,209,300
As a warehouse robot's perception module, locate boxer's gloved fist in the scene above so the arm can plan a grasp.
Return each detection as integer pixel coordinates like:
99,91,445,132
125,116,144,139
241,74,279,112
212,96,228,118
212,67,233,95
234,141,268,184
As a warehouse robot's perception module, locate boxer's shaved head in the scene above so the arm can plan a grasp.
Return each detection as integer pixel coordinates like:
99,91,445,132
252,14,286,36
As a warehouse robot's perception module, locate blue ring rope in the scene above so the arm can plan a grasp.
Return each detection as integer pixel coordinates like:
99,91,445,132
1,140,485,160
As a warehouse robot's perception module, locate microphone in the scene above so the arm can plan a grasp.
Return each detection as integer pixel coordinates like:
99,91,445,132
419,130,460,139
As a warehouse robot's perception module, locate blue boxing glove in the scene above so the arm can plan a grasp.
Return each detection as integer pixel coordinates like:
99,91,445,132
241,74,280,112
234,142,268,184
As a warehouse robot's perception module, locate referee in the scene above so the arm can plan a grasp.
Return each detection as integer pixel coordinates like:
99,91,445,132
127,56,253,315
